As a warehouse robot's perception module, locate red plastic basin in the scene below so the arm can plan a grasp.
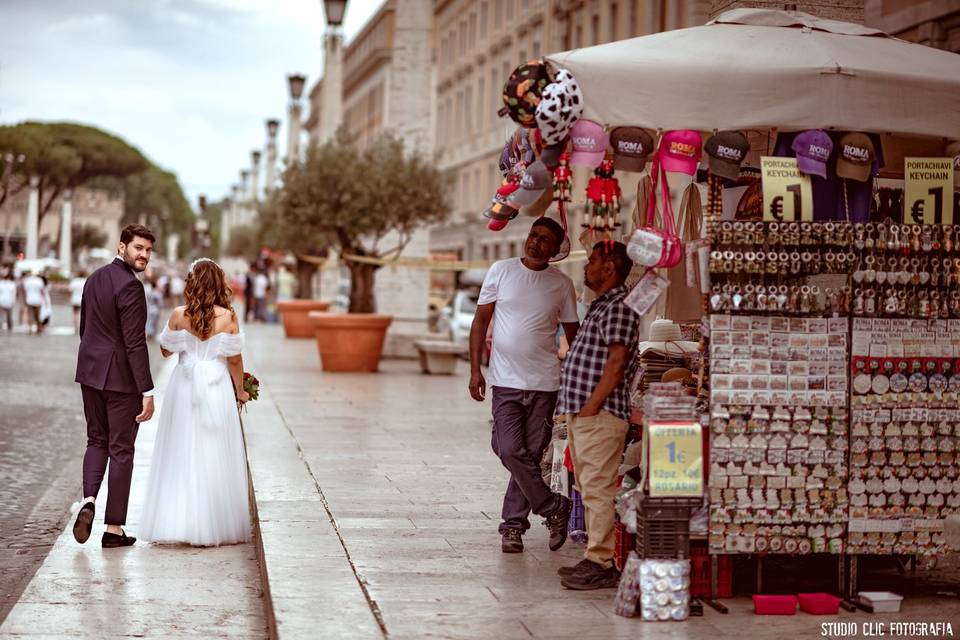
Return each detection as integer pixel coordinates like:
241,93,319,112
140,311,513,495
798,593,841,615
752,595,797,615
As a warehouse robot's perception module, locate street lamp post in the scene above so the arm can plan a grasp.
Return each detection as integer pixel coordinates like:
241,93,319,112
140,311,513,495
319,0,348,144
250,150,261,205
286,74,306,165
265,119,279,196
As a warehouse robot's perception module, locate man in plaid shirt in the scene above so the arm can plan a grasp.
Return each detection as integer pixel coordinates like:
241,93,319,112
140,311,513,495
556,241,639,590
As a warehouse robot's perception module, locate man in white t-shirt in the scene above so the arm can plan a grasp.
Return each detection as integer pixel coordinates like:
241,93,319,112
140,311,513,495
253,270,270,321
21,271,47,334
469,218,580,554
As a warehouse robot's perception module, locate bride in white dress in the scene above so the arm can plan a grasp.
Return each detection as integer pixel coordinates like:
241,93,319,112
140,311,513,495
140,258,251,546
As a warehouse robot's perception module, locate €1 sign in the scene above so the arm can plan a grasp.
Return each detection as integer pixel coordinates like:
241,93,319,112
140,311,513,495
648,422,703,498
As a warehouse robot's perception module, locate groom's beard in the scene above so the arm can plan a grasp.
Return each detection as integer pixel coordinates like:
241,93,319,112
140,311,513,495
121,249,149,273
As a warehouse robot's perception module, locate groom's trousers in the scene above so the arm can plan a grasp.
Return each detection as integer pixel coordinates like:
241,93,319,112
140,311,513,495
80,385,142,526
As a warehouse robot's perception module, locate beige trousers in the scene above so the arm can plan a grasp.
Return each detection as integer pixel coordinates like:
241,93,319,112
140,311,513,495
565,411,628,568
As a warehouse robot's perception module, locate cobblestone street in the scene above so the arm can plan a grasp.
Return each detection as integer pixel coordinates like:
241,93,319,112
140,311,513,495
0,306,164,626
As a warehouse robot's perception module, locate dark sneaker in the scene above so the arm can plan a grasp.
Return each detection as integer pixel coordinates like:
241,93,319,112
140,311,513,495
501,528,523,553
557,558,595,578
560,560,620,590
544,494,571,551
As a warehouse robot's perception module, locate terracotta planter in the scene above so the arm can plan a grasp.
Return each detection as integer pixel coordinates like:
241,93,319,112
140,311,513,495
307,312,393,372
277,300,330,338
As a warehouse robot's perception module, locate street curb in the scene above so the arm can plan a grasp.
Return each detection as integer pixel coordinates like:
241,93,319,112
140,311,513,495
242,413,278,640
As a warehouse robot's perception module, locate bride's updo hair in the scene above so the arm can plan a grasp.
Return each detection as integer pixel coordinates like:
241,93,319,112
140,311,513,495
183,259,235,339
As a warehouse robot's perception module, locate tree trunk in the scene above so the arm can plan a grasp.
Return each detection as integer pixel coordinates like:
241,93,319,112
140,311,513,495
295,257,318,299
347,262,377,313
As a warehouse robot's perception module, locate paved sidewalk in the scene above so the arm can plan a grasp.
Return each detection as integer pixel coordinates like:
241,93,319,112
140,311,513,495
0,356,267,638
243,324,960,640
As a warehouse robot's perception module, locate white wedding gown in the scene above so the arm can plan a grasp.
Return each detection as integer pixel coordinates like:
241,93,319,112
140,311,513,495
140,327,251,546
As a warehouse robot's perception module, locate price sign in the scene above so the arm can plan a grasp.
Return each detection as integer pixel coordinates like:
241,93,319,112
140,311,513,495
904,158,954,225
761,157,813,222
648,422,703,498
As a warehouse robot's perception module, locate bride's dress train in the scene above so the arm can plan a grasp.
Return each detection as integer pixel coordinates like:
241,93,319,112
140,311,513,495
140,327,251,546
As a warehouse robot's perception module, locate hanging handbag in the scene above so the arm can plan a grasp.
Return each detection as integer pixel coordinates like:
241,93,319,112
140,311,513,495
626,154,683,268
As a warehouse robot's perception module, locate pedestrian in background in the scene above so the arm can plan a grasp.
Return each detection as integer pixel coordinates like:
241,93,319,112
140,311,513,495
21,270,47,335
556,241,639,591
468,218,580,554
0,271,15,332
70,270,87,333
244,265,256,323
169,274,185,306
253,268,270,322
144,277,163,340
276,264,296,302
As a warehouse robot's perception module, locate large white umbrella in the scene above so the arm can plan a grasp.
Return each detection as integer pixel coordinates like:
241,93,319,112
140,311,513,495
545,8,960,139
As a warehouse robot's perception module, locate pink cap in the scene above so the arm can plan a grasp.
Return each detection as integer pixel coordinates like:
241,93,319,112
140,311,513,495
568,120,608,169
658,130,702,175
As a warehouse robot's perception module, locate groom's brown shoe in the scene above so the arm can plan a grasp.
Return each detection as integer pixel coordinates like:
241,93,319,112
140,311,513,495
102,530,136,548
72,502,95,544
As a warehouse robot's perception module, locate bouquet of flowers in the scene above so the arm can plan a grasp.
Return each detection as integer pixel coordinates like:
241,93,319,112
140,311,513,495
243,372,260,402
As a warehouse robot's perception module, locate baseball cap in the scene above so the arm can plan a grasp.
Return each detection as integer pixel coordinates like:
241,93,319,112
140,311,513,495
836,132,875,182
609,127,655,173
507,161,552,207
946,141,960,183
568,120,608,169
658,130,702,175
791,129,833,179
705,130,750,180
540,142,565,169
535,69,583,147
483,197,519,232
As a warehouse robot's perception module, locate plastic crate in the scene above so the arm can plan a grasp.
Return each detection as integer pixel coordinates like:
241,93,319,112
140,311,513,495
798,593,841,615
614,520,635,571
752,595,797,615
568,488,587,543
689,544,733,598
636,497,698,559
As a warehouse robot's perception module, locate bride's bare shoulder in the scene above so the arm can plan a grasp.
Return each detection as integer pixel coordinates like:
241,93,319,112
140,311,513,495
213,306,240,334
167,306,187,330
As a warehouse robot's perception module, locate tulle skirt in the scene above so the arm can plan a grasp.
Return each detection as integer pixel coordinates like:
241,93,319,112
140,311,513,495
140,360,251,546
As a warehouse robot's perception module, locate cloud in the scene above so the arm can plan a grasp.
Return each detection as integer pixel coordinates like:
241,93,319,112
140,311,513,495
0,0,383,208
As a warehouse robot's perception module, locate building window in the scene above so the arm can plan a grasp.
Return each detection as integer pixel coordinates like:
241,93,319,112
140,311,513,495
532,39,541,58
494,0,503,26
459,20,467,56
465,84,474,133
493,244,501,260
491,68,500,124
469,13,477,49
456,90,464,138
591,13,599,45
575,24,583,48
477,77,486,130
610,2,619,41
482,245,490,261
480,2,489,38
506,0,514,20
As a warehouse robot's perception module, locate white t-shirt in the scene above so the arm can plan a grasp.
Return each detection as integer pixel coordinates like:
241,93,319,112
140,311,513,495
478,258,578,392
22,276,46,307
254,273,269,299
0,280,15,309
69,277,86,306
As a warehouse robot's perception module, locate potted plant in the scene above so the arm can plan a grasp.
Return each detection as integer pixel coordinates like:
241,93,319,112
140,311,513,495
271,131,450,371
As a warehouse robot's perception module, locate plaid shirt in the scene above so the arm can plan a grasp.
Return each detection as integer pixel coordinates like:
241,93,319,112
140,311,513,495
557,286,640,421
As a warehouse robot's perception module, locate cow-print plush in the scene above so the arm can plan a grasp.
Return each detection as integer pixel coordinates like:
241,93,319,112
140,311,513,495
535,69,583,146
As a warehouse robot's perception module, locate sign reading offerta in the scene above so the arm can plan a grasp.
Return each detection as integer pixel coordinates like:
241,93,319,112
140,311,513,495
904,157,954,225
648,422,703,498
761,156,813,223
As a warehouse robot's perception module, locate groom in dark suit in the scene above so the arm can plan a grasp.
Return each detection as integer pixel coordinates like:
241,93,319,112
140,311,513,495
73,224,156,548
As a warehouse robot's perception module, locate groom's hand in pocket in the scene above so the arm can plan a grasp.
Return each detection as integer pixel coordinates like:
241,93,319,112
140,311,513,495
136,396,155,423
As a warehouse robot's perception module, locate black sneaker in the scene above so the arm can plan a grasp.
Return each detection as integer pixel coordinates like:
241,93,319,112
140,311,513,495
501,528,523,553
560,560,620,590
557,558,595,578
544,494,571,551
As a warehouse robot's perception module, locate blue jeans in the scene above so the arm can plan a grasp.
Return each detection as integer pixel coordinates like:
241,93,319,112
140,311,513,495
491,386,560,534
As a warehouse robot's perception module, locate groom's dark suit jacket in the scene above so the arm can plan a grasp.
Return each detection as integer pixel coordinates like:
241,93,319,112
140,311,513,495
75,258,153,394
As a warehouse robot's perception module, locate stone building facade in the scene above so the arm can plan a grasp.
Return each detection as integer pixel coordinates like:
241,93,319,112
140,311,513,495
865,0,960,52
0,186,123,263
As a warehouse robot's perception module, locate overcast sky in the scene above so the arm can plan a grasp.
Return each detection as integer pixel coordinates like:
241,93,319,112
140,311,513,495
0,0,383,209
